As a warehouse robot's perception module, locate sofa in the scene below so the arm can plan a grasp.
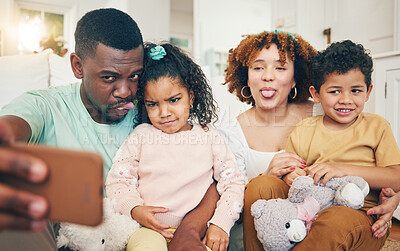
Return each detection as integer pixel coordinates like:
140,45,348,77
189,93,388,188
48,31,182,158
0,49,78,109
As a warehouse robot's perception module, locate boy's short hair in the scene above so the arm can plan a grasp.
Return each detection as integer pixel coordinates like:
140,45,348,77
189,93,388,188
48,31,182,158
311,40,373,92
75,8,143,60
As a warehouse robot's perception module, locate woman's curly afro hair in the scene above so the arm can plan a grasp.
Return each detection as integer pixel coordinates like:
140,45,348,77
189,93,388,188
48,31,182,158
134,42,218,130
224,31,317,106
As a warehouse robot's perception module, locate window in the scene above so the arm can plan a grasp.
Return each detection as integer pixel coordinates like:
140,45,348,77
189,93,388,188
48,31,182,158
18,7,65,55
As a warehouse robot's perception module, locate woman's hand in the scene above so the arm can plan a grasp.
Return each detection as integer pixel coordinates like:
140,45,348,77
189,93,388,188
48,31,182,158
131,205,172,238
202,224,229,251
263,152,306,178
367,188,400,238
282,167,307,186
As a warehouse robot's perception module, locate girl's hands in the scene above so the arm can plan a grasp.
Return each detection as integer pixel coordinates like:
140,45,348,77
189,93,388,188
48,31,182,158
263,152,306,178
367,188,400,238
306,163,346,185
282,167,307,186
131,205,173,238
202,224,229,251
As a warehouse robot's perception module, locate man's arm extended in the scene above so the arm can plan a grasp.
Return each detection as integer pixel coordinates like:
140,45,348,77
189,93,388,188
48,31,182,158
168,182,219,251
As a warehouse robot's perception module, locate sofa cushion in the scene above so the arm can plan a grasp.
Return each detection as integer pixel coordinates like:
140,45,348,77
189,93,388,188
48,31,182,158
49,53,79,87
0,51,50,109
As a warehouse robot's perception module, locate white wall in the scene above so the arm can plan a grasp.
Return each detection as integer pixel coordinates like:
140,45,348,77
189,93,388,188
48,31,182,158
271,0,396,54
194,0,271,65
122,0,170,42
170,9,193,54
329,0,394,55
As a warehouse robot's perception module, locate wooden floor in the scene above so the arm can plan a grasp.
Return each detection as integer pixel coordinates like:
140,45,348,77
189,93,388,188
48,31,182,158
389,219,400,241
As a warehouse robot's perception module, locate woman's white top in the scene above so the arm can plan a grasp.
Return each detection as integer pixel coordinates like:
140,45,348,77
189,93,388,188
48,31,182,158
218,103,323,183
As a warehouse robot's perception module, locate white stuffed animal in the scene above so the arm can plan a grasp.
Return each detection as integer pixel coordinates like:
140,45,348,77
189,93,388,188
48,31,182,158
57,197,140,251
251,175,369,251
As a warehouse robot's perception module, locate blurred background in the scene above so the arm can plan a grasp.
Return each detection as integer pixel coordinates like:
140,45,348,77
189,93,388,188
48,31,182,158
0,0,398,141
0,0,397,65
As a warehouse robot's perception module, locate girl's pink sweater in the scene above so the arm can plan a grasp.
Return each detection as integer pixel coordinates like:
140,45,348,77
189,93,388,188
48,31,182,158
105,123,245,235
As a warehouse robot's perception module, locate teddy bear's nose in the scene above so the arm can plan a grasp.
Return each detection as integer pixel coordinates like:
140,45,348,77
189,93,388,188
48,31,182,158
286,219,307,243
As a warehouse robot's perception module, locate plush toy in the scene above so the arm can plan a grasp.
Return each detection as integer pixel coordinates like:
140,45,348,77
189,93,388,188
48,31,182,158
57,197,140,251
251,175,369,251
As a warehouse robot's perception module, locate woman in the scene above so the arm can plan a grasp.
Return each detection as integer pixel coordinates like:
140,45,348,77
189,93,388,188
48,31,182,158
219,31,394,250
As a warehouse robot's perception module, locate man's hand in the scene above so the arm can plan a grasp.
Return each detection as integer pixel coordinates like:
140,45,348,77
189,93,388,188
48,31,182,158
202,224,229,251
169,226,208,251
0,119,49,231
131,205,173,238
367,188,400,238
169,182,219,251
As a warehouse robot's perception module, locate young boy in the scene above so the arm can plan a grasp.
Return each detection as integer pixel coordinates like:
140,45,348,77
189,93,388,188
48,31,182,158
284,40,400,248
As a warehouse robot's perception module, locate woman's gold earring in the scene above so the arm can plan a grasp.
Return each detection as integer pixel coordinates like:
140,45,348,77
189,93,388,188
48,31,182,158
290,87,297,99
190,104,193,109
241,86,252,99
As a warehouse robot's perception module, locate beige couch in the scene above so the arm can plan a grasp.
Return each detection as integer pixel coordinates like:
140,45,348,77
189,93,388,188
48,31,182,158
0,49,78,109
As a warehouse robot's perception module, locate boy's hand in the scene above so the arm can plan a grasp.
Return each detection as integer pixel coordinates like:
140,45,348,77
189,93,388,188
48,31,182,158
306,163,346,185
202,224,229,251
367,188,400,238
282,167,306,186
131,205,173,238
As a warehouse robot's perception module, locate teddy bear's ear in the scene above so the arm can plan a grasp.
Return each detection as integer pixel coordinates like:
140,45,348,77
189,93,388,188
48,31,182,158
56,234,70,249
251,199,269,219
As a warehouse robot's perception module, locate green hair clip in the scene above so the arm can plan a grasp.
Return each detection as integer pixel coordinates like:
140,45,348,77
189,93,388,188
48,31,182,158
149,45,167,60
273,29,298,41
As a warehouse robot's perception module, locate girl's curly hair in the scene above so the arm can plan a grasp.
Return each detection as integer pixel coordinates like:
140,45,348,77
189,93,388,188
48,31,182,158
224,31,317,106
134,42,218,130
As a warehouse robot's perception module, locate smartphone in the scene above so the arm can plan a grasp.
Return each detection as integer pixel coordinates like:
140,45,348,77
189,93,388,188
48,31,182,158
0,143,104,226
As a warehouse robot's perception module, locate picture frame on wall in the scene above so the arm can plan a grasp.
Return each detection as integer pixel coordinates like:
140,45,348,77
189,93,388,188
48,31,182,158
170,34,192,51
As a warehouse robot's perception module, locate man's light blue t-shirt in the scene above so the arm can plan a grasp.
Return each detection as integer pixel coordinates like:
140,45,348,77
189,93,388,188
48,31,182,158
0,83,136,178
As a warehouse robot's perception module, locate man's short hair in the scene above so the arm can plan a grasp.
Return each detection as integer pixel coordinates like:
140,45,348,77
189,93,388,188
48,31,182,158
75,8,143,60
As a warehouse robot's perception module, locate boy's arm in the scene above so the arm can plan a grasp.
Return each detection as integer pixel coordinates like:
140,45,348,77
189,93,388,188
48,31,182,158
307,163,400,190
169,182,219,251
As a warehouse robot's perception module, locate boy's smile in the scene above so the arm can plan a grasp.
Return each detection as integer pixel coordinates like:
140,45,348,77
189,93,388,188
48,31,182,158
310,69,373,130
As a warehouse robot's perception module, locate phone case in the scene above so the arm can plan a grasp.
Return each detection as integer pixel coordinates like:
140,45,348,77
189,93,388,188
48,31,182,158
0,143,104,226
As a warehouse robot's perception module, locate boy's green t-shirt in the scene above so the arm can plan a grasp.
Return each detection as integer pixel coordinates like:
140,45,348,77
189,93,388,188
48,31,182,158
0,83,136,178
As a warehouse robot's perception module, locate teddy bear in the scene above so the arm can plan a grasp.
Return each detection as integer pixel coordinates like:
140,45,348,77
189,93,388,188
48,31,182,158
251,175,369,251
57,197,140,251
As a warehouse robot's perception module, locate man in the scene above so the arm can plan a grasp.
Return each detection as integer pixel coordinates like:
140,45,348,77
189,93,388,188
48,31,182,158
0,8,217,250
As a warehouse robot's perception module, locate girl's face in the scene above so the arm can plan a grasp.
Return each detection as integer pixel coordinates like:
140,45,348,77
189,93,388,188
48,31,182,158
247,43,296,110
144,76,194,134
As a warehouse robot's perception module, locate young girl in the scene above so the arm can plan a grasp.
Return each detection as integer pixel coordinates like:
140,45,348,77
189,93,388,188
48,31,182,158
105,42,245,251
